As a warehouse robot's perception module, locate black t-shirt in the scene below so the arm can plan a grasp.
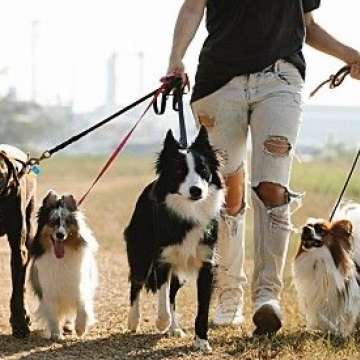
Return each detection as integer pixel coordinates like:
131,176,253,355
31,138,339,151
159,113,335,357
191,0,321,102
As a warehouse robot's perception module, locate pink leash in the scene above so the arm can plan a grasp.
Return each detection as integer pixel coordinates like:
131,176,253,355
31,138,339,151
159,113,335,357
77,82,171,206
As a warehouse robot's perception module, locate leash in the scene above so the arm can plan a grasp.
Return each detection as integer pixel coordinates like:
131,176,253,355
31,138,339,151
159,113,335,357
153,74,190,148
26,89,161,166
310,65,351,98
77,75,189,206
309,65,358,221
329,149,360,221
77,96,157,206
23,75,189,205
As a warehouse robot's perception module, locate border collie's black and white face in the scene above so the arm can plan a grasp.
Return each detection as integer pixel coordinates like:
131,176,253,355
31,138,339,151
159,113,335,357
154,127,223,202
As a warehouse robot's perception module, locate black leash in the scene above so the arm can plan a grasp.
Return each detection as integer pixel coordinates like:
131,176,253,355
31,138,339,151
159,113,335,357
310,65,351,98
28,76,190,166
27,89,159,166
329,149,360,221
153,75,190,148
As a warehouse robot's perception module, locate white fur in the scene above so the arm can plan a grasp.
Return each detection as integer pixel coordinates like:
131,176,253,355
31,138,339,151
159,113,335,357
162,184,224,281
194,336,212,353
128,295,140,332
165,183,224,227
30,212,98,339
294,204,360,336
156,281,171,332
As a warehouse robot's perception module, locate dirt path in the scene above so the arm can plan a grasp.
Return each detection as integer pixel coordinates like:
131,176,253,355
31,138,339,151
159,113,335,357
2,155,360,359
0,241,235,359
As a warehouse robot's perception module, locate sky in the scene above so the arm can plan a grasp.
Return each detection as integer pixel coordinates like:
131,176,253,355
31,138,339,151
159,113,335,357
0,0,359,112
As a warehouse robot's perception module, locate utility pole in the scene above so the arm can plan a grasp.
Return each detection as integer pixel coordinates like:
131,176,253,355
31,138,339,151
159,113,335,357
106,52,117,108
137,51,144,95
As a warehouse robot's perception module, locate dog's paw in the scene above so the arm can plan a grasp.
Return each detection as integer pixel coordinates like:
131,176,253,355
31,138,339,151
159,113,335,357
63,324,73,336
194,336,212,353
168,326,186,338
128,314,140,333
11,325,30,339
50,332,63,341
156,315,171,332
75,322,87,337
10,314,31,338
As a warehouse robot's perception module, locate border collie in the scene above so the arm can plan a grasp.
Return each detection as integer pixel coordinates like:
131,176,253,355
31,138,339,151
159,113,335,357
294,203,360,336
124,127,224,352
28,190,98,340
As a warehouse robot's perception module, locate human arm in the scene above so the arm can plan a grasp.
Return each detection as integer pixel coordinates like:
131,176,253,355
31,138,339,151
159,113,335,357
305,12,360,79
167,0,207,81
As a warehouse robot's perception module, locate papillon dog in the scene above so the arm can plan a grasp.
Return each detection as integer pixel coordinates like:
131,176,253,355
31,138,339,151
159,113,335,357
294,203,360,336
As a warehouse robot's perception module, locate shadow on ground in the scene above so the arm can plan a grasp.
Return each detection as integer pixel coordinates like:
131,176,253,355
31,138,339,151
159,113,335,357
0,332,188,360
2,329,360,360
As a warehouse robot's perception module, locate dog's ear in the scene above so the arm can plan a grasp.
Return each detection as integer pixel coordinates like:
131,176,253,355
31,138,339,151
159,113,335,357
332,220,353,237
190,126,221,169
163,129,179,151
331,220,353,250
155,129,179,175
191,126,210,150
43,190,59,208
61,194,78,212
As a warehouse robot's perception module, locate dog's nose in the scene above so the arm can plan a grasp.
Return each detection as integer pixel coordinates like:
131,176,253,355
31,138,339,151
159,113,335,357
56,232,65,240
189,186,202,200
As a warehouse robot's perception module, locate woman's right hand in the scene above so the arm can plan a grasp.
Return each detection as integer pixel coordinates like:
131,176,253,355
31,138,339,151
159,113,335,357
166,57,187,85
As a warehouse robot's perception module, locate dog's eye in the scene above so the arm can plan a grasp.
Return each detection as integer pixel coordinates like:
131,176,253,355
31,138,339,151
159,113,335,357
175,168,185,176
314,224,326,236
49,217,60,227
197,165,210,180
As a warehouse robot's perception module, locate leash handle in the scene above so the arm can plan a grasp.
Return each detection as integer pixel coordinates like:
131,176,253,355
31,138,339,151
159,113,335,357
329,149,360,221
310,65,351,98
153,74,190,148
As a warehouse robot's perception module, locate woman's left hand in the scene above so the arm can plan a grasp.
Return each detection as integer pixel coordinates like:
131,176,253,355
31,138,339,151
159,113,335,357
343,47,360,80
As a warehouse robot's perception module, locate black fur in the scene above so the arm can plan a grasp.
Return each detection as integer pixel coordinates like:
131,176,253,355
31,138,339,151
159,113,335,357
124,127,223,344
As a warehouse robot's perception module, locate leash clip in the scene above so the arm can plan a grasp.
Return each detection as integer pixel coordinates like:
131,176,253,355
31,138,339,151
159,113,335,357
28,151,51,166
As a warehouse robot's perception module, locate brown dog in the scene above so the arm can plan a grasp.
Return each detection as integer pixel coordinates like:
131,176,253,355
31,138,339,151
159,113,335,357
0,145,37,337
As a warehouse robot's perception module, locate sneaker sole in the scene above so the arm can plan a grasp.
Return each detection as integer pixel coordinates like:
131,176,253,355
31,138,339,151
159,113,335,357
252,304,282,336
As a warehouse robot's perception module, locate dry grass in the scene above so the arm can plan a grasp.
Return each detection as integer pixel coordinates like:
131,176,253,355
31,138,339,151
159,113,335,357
0,155,359,359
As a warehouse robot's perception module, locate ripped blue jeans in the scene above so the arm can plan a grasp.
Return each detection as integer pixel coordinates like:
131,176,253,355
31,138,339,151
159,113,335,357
191,59,303,310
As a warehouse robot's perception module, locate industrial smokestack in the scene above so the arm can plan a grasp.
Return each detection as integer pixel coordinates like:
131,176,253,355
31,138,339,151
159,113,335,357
106,52,117,108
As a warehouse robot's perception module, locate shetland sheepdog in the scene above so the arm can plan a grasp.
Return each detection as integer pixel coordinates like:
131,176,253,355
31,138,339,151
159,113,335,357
294,203,360,336
124,127,224,352
28,190,98,340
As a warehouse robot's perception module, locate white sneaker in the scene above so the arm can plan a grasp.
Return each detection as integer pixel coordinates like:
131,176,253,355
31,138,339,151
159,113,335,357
213,289,244,326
